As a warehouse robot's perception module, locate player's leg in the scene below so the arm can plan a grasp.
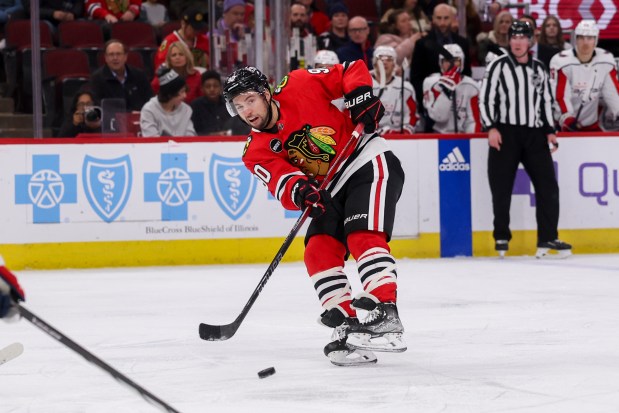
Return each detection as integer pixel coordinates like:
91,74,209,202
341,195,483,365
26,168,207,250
342,151,407,352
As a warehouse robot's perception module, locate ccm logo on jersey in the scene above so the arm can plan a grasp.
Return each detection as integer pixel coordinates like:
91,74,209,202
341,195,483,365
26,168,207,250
344,213,368,225
344,92,372,109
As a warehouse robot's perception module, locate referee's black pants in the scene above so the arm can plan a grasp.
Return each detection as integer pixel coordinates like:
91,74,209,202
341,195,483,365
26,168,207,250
487,124,559,243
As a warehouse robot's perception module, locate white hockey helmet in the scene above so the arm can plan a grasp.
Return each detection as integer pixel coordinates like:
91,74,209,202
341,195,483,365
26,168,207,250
314,50,339,67
574,20,599,51
439,43,465,68
373,45,397,61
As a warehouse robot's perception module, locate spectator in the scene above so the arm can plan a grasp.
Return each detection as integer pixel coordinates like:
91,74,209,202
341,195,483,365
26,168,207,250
23,0,83,26
154,6,209,71
455,0,483,65
317,2,349,51
295,0,329,35
85,0,141,23
213,0,247,43
140,0,168,28
409,3,471,132
57,91,102,137
371,45,417,134
519,15,559,70
141,66,196,137
0,0,23,25
381,0,430,34
336,16,374,70
190,70,249,136
422,43,480,133
151,41,202,104
375,8,422,66
476,9,512,64
539,15,571,51
168,0,202,20
290,2,313,37
479,21,571,259
90,39,153,112
550,20,619,132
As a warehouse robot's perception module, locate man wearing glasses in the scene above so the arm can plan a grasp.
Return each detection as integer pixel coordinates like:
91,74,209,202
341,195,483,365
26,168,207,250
336,16,374,69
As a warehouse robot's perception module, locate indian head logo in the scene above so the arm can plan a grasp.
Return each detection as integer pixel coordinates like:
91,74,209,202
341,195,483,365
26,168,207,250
285,125,337,179
83,155,132,223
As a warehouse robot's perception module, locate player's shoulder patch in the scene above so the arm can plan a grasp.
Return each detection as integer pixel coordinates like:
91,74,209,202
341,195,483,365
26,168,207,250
273,75,289,94
242,135,252,157
159,40,167,52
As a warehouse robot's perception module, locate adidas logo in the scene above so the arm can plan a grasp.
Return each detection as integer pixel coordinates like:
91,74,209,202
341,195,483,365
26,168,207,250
439,147,470,171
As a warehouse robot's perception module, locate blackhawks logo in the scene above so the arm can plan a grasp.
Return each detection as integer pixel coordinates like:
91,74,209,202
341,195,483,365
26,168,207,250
285,125,337,178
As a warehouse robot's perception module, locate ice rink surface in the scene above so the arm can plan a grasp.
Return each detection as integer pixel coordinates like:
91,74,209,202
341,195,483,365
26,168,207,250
2,254,619,413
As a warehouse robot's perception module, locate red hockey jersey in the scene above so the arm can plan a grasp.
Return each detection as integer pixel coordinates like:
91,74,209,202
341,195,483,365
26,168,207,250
242,61,391,211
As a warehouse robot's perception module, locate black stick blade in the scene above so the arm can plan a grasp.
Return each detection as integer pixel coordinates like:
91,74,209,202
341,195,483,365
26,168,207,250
198,322,238,341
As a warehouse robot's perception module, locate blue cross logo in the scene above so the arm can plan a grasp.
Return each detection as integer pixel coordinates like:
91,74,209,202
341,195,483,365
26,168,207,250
15,154,77,223
144,153,204,221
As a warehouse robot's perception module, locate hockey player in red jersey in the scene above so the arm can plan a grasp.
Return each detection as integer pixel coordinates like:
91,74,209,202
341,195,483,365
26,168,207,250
549,20,619,131
0,256,25,320
223,62,407,365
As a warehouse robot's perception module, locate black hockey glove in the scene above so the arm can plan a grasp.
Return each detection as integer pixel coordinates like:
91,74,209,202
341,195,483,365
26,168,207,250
292,179,331,218
344,86,385,134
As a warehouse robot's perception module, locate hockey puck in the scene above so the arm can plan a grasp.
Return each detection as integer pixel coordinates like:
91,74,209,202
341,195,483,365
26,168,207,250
257,367,276,379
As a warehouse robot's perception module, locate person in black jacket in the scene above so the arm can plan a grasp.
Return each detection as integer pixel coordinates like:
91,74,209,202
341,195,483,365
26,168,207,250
23,0,83,26
409,3,471,132
90,40,153,112
57,90,102,137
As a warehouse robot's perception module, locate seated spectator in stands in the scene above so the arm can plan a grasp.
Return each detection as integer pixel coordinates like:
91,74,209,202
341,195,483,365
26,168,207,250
476,9,512,65
140,0,168,28
154,6,209,70
422,43,480,134
371,46,417,134
539,15,571,51
23,0,83,26
455,0,483,65
0,0,23,26
336,16,374,70
290,2,313,38
519,15,559,70
409,3,471,132
86,0,141,23
57,91,102,137
168,0,202,21
317,2,349,51
375,8,422,66
213,0,247,43
91,39,153,112
151,42,202,103
295,0,329,35
141,66,196,137
190,70,234,135
381,0,430,34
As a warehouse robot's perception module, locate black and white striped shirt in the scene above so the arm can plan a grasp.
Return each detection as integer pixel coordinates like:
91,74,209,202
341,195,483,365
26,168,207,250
479,52,556,133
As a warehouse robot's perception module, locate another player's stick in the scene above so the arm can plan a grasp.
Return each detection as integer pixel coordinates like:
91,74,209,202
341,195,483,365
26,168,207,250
16,304,182,413
199,122,366,341
0,342,23,366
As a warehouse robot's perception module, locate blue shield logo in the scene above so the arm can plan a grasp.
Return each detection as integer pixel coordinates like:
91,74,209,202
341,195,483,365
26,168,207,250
83,155,132,222
210,154,256,220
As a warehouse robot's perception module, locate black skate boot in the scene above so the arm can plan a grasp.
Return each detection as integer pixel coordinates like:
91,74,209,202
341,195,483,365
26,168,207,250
536,239,572,259
346,296,407,353
495,240,509,258
319,308,377,367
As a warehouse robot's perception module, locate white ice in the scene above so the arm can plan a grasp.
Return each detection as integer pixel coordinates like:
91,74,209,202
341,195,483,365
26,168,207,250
2,254,619,413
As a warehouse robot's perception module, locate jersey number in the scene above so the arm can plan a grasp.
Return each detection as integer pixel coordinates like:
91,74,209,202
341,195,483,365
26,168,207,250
254,165,271,185
307,68,330,74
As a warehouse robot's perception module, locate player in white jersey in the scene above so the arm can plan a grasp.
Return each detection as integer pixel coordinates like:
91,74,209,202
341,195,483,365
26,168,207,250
549,20,619,131
370,46,418,134
422,43,481,133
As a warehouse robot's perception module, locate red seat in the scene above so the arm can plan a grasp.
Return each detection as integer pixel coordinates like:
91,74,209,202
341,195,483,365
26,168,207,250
4,19,54,50
343,0,378,20
58,20,105,48
160,20,181,40
43,49,91,80
110,21,157,48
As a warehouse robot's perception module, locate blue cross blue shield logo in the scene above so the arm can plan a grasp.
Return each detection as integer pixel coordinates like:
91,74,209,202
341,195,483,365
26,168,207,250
82,155,132,222
209,154,256,220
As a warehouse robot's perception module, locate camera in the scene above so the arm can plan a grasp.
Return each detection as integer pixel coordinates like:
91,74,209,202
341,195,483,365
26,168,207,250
84,106,102,123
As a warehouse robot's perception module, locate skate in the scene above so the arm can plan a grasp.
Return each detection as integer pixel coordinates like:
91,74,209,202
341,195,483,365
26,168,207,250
536,239,572,259
319,308,377,367
346,297,407,353
495,240,509,258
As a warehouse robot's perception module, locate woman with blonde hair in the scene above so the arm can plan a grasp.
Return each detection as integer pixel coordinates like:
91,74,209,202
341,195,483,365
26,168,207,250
375,8,422,65
476,9,513,64
151,41,203,103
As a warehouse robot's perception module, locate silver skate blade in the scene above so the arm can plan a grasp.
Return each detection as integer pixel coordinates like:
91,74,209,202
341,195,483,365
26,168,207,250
498,251,506,259
328,348,378,367
347,333,407,353
536,248,572,260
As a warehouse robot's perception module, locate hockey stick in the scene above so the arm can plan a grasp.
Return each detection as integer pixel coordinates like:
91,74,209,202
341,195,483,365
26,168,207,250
400,57,409,133
0,342,23,366
199,122,366,341
16,304,182,413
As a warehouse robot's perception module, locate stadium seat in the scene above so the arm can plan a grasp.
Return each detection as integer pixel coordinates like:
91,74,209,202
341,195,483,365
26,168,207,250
58,21,105,71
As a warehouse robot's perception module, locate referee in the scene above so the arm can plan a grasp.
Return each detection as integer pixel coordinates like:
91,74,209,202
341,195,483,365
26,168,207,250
479,21,572,259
